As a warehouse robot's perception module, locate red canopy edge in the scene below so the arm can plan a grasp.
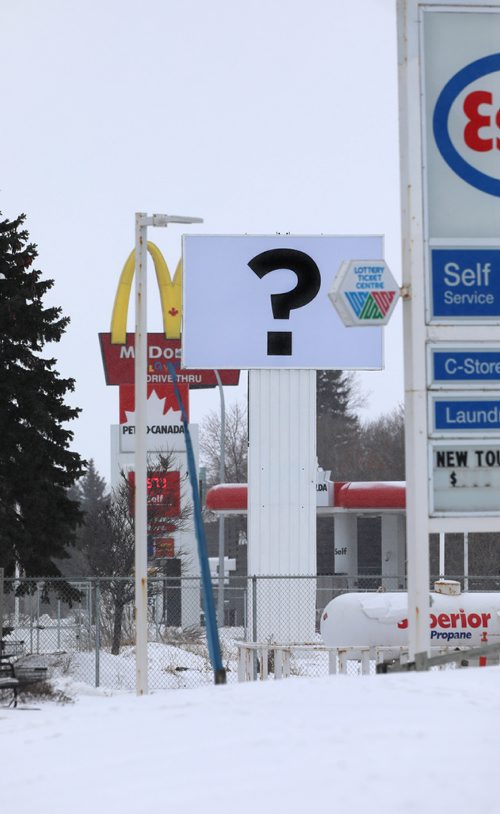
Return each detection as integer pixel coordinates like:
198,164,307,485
206,481,406,513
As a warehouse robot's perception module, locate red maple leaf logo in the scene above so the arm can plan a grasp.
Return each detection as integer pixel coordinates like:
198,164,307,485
168,307,179,316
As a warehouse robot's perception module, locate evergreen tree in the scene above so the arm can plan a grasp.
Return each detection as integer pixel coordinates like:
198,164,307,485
316,370,362,423
57,460,108,577
316,370,362,476
0,212,85,576
79,459,107,517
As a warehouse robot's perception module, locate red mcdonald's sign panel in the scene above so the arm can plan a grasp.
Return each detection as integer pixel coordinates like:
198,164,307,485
99,333,240,388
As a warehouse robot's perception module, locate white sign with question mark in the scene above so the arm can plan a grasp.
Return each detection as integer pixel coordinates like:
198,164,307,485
181,235,384,370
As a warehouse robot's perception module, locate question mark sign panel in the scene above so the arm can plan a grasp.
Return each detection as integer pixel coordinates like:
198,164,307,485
248,248,321,355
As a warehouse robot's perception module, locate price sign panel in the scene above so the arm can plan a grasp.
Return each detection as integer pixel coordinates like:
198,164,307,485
430,441,500,514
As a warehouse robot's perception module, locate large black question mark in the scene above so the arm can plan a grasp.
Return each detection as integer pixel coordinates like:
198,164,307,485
248,248,321,355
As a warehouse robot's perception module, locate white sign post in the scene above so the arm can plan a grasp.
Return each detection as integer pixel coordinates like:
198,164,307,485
397,1,500,662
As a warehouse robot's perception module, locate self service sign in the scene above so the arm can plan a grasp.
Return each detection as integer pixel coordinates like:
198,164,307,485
431,249,500,320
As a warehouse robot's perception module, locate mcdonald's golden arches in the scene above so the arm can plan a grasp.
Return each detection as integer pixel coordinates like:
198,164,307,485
111,242,182,344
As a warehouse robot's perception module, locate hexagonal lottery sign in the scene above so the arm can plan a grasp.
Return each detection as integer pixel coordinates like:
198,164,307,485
328,259,400,327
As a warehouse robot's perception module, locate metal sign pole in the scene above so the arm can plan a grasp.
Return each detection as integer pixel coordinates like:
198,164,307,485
133,212,203,696
439,533,445,578
397,0,431,661
134,212,149,695
214,371,226,627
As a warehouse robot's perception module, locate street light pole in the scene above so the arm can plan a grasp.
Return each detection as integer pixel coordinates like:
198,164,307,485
134,211,202,696
214,371,226,626
134,213,148,695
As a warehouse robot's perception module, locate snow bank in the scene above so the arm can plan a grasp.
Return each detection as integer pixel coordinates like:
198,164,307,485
1,664,498,814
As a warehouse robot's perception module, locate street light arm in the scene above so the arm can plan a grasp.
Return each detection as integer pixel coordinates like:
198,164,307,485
151,214,204,227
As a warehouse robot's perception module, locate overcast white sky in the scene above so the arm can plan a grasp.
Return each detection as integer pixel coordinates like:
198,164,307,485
1,0,402,482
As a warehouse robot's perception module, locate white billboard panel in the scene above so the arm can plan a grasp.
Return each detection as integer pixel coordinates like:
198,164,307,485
182,235,384,369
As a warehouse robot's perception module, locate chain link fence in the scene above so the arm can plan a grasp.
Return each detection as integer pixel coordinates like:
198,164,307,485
1,574,498,690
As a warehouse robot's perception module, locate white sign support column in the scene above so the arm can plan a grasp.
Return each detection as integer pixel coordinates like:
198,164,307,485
248,369,317,642
398,2,432,660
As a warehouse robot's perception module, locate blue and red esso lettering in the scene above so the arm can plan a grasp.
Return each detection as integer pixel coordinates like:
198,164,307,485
433,53,500,196
463,90,500,152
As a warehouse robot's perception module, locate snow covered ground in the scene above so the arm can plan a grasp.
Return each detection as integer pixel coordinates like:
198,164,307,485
1,665,498,813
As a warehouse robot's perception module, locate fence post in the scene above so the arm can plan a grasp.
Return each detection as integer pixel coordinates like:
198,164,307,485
252,575,257,680
57,597,61,650
243,583,247,632
274,647,283,680
36,582,41,654
29,588,34,652
95,580,100,688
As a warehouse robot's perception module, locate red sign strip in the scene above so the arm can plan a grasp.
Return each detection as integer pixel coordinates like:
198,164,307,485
99,333,240,388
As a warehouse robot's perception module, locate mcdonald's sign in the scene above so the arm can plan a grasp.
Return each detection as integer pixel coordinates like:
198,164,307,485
100,242,240,388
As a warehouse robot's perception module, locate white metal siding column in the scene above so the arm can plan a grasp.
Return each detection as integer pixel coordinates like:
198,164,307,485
248,369,316,642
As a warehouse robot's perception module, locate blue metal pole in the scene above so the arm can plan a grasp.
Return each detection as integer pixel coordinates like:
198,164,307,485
167,363,226,684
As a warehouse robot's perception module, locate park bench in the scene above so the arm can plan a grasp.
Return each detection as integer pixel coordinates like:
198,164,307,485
0,641,48,707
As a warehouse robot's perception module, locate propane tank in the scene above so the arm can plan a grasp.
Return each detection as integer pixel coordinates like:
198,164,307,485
320,583,500,649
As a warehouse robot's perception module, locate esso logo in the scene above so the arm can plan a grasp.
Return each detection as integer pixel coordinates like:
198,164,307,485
433,53,500,197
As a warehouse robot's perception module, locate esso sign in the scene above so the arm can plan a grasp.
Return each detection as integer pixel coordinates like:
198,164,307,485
434,53,500,196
